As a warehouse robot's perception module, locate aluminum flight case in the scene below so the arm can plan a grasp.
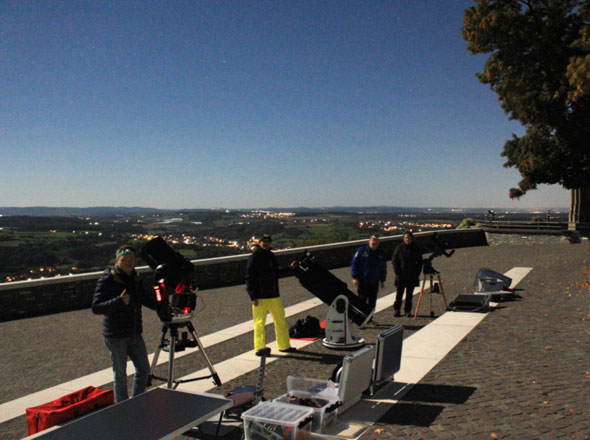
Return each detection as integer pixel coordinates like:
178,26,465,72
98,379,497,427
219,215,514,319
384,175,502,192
448,293,491,312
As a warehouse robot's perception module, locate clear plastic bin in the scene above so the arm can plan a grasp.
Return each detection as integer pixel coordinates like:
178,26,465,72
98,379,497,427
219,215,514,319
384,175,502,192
273,376,341,432
241,401,314,440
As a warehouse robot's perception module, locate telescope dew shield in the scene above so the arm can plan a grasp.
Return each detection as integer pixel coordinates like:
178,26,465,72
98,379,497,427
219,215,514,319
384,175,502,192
141,237,197,323
140,236,195,276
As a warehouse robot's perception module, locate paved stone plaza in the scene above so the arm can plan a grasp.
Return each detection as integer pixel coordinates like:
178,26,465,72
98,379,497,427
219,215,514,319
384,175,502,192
1,241,589,439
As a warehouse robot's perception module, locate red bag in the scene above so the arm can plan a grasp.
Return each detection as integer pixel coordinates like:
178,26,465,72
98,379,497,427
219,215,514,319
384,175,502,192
26,386,114,435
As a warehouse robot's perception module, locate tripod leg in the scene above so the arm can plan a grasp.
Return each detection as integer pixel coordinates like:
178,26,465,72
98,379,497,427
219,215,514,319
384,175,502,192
254,353,268,405
215,411,223,439
428,275,433,316
429,275,434,316
414,275,426,320
438,274,449,309
148,325,168,386
187,322,222,387
168,328,177,389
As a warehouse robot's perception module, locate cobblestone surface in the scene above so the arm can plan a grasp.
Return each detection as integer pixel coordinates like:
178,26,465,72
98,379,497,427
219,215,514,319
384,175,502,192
363,243,590,440
1,242,589,439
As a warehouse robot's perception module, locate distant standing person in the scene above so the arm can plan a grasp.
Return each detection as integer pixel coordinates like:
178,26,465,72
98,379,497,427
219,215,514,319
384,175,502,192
392,231,423,317
245,235,297,353
351,234,387,312
91,245,156,402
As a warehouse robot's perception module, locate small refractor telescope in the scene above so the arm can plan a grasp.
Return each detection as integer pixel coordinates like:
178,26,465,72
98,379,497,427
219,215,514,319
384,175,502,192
140,237,197,323
421,232,455,275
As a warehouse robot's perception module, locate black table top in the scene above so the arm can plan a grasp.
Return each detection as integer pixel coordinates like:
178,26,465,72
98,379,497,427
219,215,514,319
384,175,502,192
29,388,232,440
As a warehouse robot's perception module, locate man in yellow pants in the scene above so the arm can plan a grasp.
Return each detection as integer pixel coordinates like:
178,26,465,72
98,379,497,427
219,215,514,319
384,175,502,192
246,235,297,353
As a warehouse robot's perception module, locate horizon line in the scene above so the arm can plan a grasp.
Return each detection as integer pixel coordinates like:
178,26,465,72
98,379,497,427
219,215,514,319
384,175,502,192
0,205,570,211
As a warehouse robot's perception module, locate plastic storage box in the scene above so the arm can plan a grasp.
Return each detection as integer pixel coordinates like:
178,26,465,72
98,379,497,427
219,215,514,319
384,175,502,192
241,401,314,440
273,376,341,432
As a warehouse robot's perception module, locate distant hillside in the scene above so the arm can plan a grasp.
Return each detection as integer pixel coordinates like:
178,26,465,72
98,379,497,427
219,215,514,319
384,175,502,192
0,207,177,216
0,205,569,216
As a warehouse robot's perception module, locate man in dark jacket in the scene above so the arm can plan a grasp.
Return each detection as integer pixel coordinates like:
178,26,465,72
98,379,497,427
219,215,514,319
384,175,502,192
92,245,155,402
246,235,296,353
392,231,423,317
351,234,387,312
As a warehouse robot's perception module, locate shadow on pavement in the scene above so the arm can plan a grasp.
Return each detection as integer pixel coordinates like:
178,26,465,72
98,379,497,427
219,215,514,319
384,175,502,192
401,324,426,331
271,350,345,365
377,402,444,427
377,384,476,427
400,384,477,404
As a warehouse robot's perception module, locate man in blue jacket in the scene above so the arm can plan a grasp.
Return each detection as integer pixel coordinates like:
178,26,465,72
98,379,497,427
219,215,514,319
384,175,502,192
92,245,155,402
351,234,387,312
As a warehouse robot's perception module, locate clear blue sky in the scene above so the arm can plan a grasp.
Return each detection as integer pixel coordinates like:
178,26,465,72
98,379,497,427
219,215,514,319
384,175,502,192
1,1,569,210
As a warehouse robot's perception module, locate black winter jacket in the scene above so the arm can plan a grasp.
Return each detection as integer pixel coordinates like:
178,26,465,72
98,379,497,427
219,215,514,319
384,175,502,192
245,246,290,301
91,267,155,338
392,242,423,287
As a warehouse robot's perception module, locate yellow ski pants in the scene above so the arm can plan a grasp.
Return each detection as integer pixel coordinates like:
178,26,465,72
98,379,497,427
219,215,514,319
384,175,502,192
252,297,291,351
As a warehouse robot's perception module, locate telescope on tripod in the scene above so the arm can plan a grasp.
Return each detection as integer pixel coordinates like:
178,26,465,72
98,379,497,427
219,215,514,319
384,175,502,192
413,233,454,319
140,237,221,389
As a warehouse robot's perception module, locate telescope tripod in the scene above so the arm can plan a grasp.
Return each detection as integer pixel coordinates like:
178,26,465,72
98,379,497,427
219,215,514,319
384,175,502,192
148,319,221,389
413,266,449,320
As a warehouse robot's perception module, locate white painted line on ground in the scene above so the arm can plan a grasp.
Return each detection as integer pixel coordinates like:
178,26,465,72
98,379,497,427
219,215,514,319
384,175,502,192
173,282,431,392
3,267,528,426
336,267,533,434
0,279,414,425
0,296,340,423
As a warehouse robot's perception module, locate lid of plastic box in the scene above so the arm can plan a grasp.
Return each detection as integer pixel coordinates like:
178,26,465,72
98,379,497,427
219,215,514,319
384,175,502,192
286,376,339,400
241,401,314,425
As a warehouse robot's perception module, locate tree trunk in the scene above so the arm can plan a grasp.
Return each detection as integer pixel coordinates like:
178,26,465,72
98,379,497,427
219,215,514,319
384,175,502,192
569,187,590,233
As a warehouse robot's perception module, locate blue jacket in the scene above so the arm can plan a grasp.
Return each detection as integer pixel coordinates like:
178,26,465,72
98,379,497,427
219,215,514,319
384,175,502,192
351,246,387,284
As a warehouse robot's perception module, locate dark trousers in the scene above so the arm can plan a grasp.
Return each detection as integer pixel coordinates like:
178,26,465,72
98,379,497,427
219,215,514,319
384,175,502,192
394,283,415,313
358,280,379,311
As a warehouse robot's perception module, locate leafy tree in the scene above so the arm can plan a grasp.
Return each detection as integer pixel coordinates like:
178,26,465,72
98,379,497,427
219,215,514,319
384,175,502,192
462,0,590,224
567,2,590,102
457,218,478,229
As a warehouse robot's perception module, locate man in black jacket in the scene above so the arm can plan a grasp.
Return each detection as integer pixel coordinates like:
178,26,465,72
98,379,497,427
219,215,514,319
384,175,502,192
392,231,423,317
92,245,155,402
246,235,296,353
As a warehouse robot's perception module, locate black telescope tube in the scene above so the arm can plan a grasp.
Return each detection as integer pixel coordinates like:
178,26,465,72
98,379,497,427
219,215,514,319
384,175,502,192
294,251,372,327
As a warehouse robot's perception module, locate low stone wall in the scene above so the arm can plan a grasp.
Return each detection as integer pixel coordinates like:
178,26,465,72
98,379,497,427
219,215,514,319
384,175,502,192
0,229,487,322
485,232,587,246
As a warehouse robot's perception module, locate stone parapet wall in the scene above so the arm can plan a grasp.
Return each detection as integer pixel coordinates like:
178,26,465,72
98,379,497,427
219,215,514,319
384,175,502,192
485,232,588,246
0,229,487,322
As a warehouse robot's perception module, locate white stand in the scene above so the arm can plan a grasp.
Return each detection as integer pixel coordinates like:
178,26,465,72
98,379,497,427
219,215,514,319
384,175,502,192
323,294,366,349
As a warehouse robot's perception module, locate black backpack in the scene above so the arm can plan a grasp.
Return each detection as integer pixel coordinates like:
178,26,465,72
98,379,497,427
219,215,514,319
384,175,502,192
289,316,323,338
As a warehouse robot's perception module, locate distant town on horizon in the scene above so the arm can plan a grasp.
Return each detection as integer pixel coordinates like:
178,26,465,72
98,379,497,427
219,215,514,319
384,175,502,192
0,203,570,284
